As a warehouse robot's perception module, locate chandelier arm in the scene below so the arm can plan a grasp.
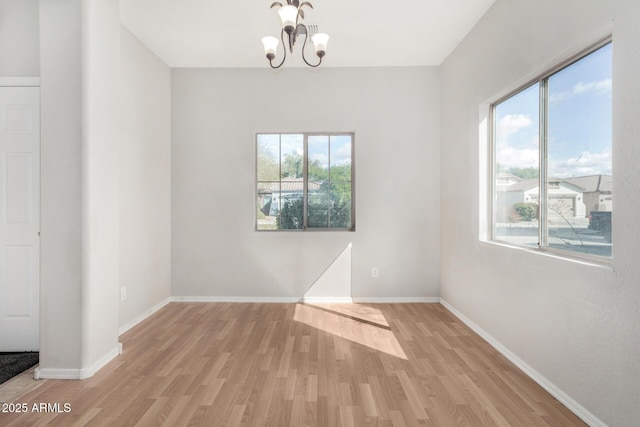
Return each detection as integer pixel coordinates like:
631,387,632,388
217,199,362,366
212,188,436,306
300,25,322,68
269,29,288,69
289,23,296,52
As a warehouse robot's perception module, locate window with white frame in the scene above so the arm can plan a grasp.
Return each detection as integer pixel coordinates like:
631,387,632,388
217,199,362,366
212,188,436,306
491,38,612,259
256,133,354,231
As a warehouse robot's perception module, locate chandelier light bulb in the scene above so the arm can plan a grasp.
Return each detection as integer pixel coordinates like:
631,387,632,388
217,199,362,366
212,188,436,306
278,5,298,34
262,36,279,60
311,33,329,57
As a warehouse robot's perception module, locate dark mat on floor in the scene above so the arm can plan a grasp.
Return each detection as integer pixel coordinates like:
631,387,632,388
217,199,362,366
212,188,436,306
0,352,39,385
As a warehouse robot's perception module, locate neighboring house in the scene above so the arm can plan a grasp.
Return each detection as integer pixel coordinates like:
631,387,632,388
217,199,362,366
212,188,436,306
565,174,612,215
497,177,587,222
496,172,523,192
258,177,321,216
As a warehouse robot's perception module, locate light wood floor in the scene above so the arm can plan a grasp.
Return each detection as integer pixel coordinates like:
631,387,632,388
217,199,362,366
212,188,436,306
0,366,43,404
0,302,586,426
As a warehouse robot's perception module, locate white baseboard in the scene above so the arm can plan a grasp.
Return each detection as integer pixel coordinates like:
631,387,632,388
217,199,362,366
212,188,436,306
118,297,172,336
35,344,122,381
439,299,606,427
171,296,300,303
301,296,353,303
172,296,441,304
353,297,441,303
34,368,80,380
77,346,121,380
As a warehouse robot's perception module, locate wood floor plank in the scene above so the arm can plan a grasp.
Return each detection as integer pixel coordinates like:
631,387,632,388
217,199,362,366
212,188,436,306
0,302,587,426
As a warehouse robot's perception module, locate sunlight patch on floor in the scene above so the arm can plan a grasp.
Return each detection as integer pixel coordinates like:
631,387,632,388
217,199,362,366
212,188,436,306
293,303,407,360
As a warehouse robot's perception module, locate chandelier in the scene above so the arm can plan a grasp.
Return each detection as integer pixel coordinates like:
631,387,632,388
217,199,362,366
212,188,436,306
261,1,329,68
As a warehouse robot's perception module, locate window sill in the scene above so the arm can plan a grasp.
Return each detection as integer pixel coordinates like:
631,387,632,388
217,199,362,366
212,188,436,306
256,228,356,232
480,239,613,270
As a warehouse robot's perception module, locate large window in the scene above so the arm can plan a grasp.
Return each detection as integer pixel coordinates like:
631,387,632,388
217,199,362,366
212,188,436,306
491,39,612,259
256,133,354,231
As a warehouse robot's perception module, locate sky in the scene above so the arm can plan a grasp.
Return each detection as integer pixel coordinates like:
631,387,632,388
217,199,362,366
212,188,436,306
495,42,612,179
308,135,352,168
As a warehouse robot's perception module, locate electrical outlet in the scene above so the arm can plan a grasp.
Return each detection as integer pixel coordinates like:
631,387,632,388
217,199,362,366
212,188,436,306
372,267,379,278
120,287,127,301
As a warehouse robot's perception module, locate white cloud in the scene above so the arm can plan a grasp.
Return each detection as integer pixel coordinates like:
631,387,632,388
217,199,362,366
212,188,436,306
549,91,571,104
332,143,352,166
550,150,612,178
497,148,611,177
497,114,533,138
573,78,611,96
549,79,612,104
496,146,539,169
258,142,279,160
309,152,328,166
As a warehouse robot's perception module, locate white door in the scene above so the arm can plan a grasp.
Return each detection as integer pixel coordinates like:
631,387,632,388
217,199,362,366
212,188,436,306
0,86,40,351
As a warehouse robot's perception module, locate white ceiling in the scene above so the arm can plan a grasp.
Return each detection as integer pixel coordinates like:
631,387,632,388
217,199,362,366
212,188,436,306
119,0,495,68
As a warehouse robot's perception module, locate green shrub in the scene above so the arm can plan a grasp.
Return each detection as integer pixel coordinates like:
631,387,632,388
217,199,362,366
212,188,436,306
278,198,304,229
513,202,538,221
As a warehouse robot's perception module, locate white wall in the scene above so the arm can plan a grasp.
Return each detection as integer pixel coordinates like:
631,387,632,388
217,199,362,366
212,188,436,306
440,0,640,425
119,27,171,329
171,67,440,300
39,0,129,379
0,0,39,76
37,0,171,377
80,0,121,375
39,0,83,374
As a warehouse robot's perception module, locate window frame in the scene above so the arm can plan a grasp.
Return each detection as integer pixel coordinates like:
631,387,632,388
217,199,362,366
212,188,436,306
255,131,356,232
488,36,612,263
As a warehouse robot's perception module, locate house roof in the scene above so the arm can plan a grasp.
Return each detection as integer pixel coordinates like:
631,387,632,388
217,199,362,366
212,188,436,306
506,177,591,192
258,177,321,193
497,173,522,181
564,175,612,193
496,173,523,185
506,178,539,192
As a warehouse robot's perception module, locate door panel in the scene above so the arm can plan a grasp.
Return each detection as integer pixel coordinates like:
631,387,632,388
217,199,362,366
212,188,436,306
0,87,40,351
5,153,34,224
4,245,34,316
